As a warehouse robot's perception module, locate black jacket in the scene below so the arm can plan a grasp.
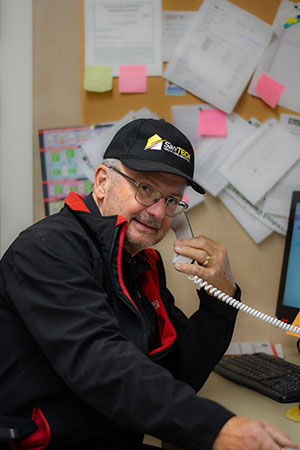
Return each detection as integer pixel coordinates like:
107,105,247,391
0,192,239,450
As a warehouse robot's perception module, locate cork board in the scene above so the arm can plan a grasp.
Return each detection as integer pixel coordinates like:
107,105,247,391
34,0,300,346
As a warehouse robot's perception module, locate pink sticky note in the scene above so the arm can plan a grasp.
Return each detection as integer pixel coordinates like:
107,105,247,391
198,108,227,136
182,193,190,204
118,65,147,93
254,73,285,108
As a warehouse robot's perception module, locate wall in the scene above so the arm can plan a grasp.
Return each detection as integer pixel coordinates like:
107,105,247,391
0,0,33,256
33,0,300,348
33,0,82,223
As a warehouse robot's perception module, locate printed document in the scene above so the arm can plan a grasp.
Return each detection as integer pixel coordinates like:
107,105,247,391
219,188,273,244
163,0,273,113
263,114,300,218
172,105,257,197
225,341,283,358
272,0,300,36
171,104,205,149
248,18,300,113
162,11,194,62
84,0,162,76
222,183,287,237
220,118,300,205
193,113,255,197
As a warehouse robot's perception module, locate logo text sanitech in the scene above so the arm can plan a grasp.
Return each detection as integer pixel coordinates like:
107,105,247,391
144,134,191,163
162,140,191,162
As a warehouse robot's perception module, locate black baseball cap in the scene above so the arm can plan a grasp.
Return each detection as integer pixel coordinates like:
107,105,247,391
103,118,205,194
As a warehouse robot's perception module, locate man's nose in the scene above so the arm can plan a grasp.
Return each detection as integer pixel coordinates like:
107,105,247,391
145,198,166,219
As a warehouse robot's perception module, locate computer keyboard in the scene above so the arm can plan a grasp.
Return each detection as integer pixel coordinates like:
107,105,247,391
214,352,300,403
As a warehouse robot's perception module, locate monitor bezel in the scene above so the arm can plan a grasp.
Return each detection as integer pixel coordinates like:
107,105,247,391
276,190,300,323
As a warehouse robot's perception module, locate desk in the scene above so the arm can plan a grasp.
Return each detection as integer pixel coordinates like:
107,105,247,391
199,348,300,444
145,348,300,448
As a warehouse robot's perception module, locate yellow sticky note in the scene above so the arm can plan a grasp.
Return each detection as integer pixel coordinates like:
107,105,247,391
84,66,113,92
286,310,300,337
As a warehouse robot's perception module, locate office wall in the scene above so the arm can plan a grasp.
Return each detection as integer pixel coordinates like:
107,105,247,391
33,0,82,222
0,0,33,256
33,0,299,348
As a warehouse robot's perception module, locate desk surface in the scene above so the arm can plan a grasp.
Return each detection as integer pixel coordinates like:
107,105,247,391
199,348,300,444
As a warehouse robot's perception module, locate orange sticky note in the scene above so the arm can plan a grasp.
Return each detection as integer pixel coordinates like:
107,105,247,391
254,73,285,108
286,311,300,337
198,108,227,136
119,65,147,93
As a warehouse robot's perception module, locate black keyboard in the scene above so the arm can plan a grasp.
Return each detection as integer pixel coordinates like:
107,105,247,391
214,352,300,403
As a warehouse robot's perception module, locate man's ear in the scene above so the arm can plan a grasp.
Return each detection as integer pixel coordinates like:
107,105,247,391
93,165,109,200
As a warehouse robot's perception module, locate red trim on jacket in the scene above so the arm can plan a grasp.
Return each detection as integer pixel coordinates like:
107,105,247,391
139,249,177,355
64,192,90,212
115,216,127,227
116,221,139,311
140,248,159,263
10,408,50,450
63,193,176,354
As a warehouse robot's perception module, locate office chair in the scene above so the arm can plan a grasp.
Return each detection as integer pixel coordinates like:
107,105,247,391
0,414,37,445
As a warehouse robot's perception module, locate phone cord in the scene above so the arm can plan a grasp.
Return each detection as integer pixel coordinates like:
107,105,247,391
188,275,300,336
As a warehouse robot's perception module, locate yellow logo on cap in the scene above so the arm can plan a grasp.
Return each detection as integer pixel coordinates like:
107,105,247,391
144,134,191,163
145,134,164,150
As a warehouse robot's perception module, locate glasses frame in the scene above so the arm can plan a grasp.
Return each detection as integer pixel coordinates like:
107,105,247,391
107,166,188,217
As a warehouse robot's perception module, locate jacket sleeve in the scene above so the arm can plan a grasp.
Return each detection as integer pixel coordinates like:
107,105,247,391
3,225,235,450
155,252,239,391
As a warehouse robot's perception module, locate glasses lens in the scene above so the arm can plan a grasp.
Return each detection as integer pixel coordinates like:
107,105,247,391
136,183,187,217
166,202,186,217
136,184,157,206
165,199,179,217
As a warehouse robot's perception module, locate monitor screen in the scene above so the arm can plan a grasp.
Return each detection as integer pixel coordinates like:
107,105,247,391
276,191,300,323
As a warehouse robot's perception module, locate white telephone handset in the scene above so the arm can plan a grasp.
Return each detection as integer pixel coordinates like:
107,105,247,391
171,213,300,336
171,212,194,264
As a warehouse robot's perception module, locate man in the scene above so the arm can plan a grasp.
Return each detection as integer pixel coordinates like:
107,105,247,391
0,119,297,450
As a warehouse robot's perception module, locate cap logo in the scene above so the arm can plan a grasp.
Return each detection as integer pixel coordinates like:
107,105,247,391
145,134,163,150
144,134,191,163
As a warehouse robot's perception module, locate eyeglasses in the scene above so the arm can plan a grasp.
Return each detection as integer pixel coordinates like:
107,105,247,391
108,166,188,217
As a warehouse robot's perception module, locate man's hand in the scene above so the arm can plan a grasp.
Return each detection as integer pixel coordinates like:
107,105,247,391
174,235,236,297
212,416,298,450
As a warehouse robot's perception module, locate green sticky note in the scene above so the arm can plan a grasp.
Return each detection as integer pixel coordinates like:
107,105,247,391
84,66,113,92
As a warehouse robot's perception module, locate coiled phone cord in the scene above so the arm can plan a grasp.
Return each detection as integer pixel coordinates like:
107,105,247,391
188,274,300,336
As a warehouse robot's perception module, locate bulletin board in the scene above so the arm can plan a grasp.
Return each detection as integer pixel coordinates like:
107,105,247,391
33,0,300,348
80,0,288,125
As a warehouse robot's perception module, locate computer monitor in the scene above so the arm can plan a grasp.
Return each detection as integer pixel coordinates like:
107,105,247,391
276,191,300,323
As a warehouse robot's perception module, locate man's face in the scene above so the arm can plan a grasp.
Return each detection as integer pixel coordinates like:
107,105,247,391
95,164,187,255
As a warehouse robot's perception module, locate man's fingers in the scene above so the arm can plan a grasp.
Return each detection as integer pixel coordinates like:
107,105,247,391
261,420,298,448
212,417,298,450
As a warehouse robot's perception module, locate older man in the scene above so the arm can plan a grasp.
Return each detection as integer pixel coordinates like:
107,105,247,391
0,119,296,450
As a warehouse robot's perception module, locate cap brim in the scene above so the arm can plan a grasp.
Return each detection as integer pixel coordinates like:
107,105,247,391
120,158,205,194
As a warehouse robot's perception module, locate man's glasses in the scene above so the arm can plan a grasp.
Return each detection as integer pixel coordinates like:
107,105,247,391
108,166,188,217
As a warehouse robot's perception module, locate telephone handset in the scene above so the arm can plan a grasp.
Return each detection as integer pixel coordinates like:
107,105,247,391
171,213,300,336
171,213,194,264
